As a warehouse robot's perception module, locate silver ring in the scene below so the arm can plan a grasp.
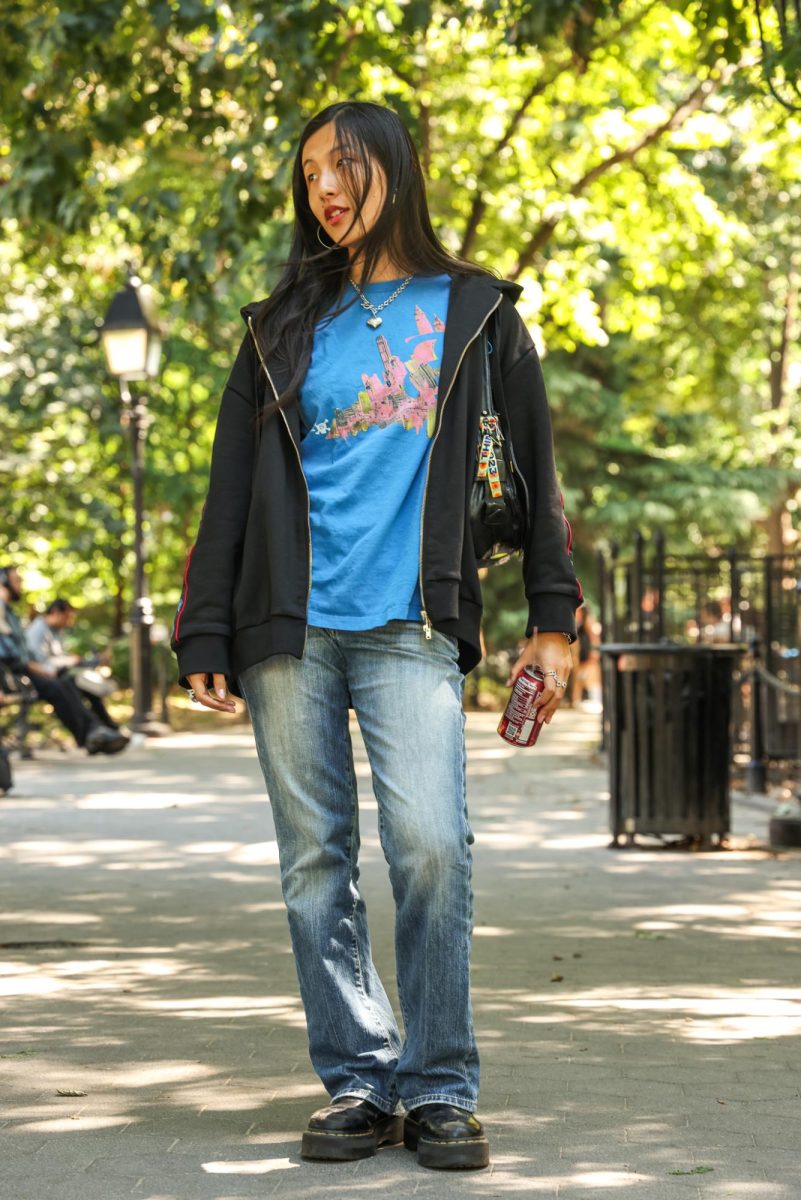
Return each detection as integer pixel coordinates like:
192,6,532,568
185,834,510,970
187,688,197,703
555,679,567,689
543,669,558,679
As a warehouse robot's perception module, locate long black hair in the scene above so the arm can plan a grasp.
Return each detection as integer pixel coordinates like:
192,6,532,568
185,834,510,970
252,100,489,419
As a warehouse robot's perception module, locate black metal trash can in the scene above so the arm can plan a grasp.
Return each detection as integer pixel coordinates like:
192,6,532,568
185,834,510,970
601,643,744,848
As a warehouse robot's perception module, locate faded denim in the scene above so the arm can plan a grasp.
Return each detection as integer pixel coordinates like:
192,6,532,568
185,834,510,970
238,620,478,1114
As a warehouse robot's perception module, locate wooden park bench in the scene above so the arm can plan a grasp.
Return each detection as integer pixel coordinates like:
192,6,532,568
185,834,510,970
0,660,67,787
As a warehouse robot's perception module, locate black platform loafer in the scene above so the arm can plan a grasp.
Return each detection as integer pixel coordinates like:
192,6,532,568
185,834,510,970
404,1102,490,1170
301,1095,404,1162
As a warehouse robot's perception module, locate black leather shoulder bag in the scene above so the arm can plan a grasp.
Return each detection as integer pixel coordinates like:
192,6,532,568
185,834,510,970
470,315,529,567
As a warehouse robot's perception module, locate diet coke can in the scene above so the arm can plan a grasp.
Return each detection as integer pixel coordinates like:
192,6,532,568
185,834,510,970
498,666,546,747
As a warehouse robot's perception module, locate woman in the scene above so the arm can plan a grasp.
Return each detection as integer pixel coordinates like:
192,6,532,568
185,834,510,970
171,100,582,1171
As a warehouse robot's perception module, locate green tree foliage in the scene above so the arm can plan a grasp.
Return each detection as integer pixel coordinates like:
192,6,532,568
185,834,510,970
1,0,799,655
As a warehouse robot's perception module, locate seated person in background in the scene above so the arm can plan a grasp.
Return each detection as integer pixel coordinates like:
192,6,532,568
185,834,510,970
571,603,602,710
699,600,730,644
0,594,21,702
0,565,128,756
0,590,12,638
25,599,81,672
26,598,123,735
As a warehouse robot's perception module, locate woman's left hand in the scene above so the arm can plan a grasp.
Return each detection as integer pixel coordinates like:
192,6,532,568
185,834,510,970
506,631,572,725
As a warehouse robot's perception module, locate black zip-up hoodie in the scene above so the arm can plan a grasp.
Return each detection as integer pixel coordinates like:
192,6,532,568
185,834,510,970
170,272,583,697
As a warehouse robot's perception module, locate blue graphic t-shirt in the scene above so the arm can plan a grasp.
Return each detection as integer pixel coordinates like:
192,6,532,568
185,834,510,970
299,273,451,630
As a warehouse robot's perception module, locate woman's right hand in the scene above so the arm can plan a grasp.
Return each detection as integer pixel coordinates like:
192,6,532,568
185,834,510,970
186,672,237,714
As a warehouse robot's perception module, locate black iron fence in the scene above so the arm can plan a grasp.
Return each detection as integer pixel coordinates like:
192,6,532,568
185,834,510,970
596,534,801,786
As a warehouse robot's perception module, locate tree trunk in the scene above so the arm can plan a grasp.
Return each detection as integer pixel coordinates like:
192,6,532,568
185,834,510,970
762,264,798,554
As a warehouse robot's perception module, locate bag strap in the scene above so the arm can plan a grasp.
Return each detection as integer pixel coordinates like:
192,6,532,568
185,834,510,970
482,316,498,418
485,311,529,518
485,311,508,424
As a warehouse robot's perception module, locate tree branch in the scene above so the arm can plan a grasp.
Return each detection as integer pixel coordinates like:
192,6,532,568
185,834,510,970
769,262,799,415
459,0,661,257
511,59,744,281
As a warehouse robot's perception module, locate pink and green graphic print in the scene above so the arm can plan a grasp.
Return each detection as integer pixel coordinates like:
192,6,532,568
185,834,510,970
297,273,451,631
313,303,446,441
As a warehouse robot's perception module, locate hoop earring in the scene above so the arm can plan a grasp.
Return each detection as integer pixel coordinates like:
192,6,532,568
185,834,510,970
317,224,335,249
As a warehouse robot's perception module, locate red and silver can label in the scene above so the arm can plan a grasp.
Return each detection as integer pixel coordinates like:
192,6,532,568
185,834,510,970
498,666,546,747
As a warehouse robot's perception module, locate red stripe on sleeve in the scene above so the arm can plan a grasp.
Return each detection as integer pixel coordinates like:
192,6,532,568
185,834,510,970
559,492,583,604
173,544,195,643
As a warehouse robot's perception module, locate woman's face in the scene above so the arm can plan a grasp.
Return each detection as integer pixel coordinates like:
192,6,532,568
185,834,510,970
302,122,387,253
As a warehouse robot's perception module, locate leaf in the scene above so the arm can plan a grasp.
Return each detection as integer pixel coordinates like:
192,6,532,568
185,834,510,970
1,0,798,654
550,973,564,982
56,1088,88,1097
668,1166,714,1176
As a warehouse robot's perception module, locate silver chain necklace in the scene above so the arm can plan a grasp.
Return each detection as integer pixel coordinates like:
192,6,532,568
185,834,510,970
348,274,414,328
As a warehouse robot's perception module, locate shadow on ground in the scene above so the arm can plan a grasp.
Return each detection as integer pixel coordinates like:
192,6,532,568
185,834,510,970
1,713,799,1198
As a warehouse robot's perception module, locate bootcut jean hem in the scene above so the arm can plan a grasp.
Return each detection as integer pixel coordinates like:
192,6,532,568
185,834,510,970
331,1088,401,1116
402,1092,478,1113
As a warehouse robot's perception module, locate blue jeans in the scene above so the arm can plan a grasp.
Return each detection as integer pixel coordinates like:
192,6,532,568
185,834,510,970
238,620,479,1114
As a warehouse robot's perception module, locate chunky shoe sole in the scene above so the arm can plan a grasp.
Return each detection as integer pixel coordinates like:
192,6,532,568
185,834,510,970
301,1113,404,1161
404,1119,490,1170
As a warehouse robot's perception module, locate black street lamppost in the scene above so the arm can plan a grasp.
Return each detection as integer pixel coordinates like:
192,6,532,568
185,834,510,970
100,269,169,736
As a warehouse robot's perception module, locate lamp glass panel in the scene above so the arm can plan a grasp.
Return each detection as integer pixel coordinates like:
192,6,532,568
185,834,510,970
102,328,148,377
145,334,162,379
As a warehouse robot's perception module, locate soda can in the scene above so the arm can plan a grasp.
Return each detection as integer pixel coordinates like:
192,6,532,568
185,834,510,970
498,666,546,747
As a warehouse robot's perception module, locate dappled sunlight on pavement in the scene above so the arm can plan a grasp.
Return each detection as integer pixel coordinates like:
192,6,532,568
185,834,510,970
0,709,798,1197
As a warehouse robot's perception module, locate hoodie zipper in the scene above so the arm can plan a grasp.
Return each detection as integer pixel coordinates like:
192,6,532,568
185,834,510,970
247,316,312,650
418,294,503,640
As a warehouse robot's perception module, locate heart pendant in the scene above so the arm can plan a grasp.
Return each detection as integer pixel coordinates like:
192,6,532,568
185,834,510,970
367,315,382,328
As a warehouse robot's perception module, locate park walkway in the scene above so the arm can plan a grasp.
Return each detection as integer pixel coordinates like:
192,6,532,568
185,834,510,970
0,709,799,1200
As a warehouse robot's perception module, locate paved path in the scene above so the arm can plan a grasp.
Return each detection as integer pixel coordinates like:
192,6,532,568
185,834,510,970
1,710,799,1200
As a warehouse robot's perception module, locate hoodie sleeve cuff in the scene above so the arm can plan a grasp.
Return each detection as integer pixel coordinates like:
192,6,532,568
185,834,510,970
525,596,579,644
175,634,232,691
